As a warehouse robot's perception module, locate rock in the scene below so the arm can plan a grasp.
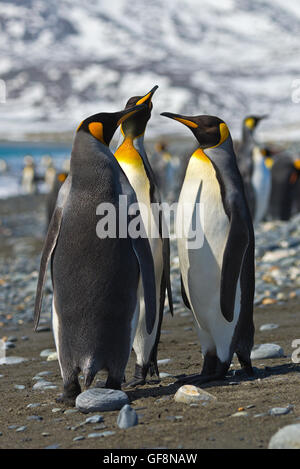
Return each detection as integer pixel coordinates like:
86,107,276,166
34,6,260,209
7,336,17,342
269,405,293,416
73,436,85,441
47,352,58,361
36,326,51,333
259,323,279,331
174,385,216,404
52,408,62,413
157,358,172,366
32,380,57,390
36,371,52,377
40,349,55,358
159,372,172,379
64,409,79,415
0,356,27,365
250,343,284,360
165,415,183,421
268,424,300,449
117,404,138,429
87,431,115,438
27,415,43,421
76,388,129,413
26,403,41,409
14,384,25,390
231,411,249,417
4,341,16,349
45,444,60,449
85,415,104,424
16,426,27,432
92,423,106,430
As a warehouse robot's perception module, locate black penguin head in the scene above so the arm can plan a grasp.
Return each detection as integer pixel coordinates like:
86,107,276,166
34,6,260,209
160,112,230,149
121,85,158,138
243,114,268,132
76,104,147,146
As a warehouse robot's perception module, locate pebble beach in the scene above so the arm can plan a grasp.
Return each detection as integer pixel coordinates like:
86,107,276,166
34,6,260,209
0,193,300,449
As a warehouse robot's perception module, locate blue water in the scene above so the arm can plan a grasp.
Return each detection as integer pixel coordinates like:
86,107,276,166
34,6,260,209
0,141,71,198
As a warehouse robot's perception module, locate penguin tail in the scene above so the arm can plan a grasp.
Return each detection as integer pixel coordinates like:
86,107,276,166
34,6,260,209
83,369,96,388
82,361,97,388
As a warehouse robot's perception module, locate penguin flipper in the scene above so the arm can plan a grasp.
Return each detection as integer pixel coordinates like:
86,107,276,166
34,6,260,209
33,206,63,331
162,234,173,316
33,176,70,331
180,275,191,310
131,236,156,335
220,208,249,323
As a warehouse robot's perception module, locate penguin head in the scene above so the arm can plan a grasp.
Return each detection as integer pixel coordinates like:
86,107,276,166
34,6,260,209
260,146,275,169
121,85,158,138
160,113,230,149
76,104,147,146
243,114,268,131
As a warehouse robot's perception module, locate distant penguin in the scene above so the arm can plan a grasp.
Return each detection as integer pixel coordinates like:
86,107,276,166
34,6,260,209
236,115,268,220
293,161,300,215
0,159,8,173
161,112,255,385
46,171,68,227
251,146,271,224
269,155,300,220
114,86,173,386
34,104,157,405
44,158,57,192
21,155,37,194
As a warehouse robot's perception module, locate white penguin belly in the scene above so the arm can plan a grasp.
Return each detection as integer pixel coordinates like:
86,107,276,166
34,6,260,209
252,147,271,224
176,155,240,361
117,159,163,363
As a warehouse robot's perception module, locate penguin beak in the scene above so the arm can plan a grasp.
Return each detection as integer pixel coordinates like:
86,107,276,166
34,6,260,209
136,85,159,107
160,112,198,129
117,103,147,126
257,114,269,122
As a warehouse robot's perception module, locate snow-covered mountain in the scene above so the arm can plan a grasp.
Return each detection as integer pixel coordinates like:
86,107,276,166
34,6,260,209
0,0,300,141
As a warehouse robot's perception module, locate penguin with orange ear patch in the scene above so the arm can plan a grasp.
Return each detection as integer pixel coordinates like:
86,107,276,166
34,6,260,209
236,115,268,220
161,112,255,385
34,105,157,405
114,86,173,387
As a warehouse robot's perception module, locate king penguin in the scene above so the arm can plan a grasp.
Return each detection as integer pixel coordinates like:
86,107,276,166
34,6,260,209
161,112,255,385
269,155,300,220
114,86,173,386
251,145,272,224
34,104,157,404
236,115,268,221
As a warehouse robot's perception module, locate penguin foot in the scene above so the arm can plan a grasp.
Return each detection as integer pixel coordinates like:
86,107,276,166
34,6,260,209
124,363,148,388
124,377,146,388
